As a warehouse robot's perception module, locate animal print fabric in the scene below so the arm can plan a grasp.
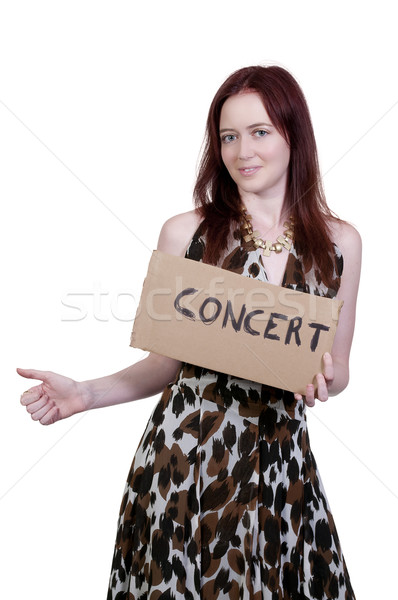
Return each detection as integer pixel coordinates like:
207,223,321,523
107,222,355,600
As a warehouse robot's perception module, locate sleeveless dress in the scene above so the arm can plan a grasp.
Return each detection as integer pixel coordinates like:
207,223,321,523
107,222,355,600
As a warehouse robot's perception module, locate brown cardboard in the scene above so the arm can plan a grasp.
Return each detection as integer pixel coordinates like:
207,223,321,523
130,251,343,395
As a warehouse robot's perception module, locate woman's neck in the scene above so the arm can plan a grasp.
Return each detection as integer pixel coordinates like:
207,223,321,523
240,193,288,230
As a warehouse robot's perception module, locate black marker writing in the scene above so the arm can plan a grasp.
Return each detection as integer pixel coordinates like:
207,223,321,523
285,316,302,347
198,297,222,324
264,312,288,341
308,323,330,351
222,301,247,332
174,287,198,320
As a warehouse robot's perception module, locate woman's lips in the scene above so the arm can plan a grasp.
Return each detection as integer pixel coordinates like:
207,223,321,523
238,166,261,176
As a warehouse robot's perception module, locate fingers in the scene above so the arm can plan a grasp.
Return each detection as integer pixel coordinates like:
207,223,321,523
315,373,328,402
322,352,334,385
315,353,334,403
18,368,60,426
22,392,58,424
25,396,48,416
304,375,328,405
304,384,315,407
296,353,334,407
20,386,44,405
39,405,60,426
30,398,54,422
295,387,315,406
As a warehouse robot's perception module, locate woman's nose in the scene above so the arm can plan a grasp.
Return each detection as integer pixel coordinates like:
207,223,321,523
238,136,255,160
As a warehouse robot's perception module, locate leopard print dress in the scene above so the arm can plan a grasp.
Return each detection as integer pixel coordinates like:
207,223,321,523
107,222,355,600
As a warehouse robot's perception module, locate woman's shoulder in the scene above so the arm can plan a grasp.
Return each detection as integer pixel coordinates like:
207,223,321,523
328,218,362,283
157,209,204,257
328,218,362,257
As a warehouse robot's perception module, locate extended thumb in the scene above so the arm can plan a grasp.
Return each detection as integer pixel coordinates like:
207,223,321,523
16,368,48,382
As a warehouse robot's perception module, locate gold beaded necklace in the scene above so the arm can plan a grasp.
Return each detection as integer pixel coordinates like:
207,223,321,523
240,208,294,257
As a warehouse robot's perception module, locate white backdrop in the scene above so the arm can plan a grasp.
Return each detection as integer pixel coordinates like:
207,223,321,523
1,1,397,598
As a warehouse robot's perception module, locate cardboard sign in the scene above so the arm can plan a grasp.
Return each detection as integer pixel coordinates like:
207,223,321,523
130,251,343,394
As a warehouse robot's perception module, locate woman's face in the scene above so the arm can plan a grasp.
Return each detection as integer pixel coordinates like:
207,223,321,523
219,92,290,201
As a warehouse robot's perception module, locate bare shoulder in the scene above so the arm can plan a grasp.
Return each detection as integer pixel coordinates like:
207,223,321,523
329,219,362,262
329,219,362,294
157,209,204,257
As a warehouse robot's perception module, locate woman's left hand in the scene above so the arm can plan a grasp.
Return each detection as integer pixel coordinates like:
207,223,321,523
294,352,334,407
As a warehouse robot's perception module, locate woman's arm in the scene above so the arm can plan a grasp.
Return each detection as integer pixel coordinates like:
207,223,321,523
296,221,362,406
18,353,182,424
18,209,203,425
80,354,181,410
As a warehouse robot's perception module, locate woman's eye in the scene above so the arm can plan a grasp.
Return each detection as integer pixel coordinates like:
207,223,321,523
221,134,237,143
254,129,268,138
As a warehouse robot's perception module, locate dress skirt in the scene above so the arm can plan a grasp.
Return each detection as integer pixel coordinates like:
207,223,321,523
106,363,355,600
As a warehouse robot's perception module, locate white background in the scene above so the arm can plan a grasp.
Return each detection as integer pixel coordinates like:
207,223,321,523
1,1,397,598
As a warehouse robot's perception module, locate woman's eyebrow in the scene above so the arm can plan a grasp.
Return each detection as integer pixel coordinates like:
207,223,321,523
247,122,273,129
219,122,273,134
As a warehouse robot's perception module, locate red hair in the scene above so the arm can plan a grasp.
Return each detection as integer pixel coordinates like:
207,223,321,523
193,65,340,286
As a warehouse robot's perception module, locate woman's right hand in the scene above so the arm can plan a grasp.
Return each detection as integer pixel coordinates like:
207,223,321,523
17,368,88,425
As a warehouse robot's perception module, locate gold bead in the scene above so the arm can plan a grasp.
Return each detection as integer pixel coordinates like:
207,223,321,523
284,239,292,250
241,209,294,255
263,241,273,257
276,235,291,250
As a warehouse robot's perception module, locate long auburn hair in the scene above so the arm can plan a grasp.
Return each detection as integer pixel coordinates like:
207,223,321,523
193,65,340,286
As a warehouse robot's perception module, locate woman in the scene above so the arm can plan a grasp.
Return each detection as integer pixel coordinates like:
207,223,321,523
18,65,361,599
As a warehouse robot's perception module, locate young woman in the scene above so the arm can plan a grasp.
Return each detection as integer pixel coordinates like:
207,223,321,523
18,65,361,599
